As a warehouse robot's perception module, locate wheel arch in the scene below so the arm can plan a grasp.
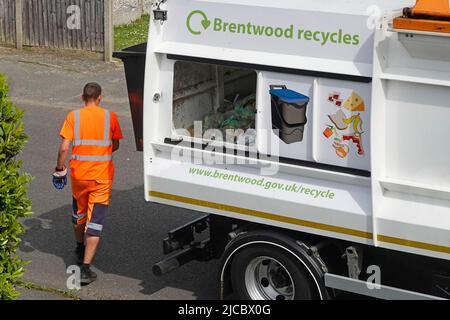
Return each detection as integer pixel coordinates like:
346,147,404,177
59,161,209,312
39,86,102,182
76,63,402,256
218,229,332,300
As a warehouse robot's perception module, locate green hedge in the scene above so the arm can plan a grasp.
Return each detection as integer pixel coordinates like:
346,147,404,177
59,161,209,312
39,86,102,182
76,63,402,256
0,74,32,300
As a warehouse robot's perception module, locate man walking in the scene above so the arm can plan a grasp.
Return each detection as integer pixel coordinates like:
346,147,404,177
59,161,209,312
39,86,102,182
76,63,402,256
53,83,123,284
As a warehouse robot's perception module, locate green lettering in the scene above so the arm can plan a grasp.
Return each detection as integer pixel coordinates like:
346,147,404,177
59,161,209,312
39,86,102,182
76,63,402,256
213,18,222,31
321,32,330,46
304,188,311,195
330,32,338,43
343,34,352,44
223,22,229,32
304,30,312,40
228,23,237,33
237,23,246,33
247,23,252,35
352,34,360,45
329,192,335,200
253,24,265,35
265,26,274,37
297,29,304,39
275,27,283,38
285,25,294,39
338,29,343,43
313,31,321,42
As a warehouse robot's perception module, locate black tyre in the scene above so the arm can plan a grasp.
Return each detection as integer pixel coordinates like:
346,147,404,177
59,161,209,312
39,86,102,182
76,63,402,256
230,244,318,300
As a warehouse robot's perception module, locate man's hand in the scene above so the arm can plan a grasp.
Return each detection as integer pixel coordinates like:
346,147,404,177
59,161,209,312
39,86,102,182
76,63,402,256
54,138,71,190
52,167,68,190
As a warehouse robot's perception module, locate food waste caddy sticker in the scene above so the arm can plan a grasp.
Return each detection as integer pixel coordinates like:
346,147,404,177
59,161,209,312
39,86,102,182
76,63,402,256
186,10,361,46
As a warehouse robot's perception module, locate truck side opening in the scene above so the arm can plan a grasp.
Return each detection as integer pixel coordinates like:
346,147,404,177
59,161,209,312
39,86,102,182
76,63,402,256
172,60,257,146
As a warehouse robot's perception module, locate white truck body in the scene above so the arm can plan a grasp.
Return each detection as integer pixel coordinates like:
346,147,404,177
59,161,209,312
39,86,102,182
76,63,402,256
136,0,450,296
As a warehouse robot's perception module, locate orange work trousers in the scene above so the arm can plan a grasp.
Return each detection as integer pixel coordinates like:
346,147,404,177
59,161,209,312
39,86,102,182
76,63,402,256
71,179,113,236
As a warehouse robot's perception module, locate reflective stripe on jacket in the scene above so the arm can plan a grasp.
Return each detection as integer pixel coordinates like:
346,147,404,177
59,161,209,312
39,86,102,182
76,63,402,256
71,109,113,162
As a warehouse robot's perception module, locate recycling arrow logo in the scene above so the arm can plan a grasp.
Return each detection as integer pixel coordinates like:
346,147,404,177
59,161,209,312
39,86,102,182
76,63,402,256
186,10,211,35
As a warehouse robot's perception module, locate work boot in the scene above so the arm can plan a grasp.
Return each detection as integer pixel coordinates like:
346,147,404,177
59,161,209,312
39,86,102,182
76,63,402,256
75,243,85,265
80,264,97,285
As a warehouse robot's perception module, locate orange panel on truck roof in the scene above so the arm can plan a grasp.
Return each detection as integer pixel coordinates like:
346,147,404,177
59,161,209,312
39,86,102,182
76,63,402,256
410,0,450,18
393,17,450,33
393,0,450,33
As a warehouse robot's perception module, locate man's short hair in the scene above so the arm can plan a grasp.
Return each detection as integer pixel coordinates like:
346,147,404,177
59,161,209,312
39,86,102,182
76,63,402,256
82,83,102,101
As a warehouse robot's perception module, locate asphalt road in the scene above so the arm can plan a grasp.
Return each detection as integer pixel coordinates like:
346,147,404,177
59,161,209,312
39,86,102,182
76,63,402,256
0,46,219,300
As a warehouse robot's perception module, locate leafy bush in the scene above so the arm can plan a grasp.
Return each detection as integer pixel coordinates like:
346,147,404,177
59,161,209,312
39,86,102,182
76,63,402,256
0,74,32,300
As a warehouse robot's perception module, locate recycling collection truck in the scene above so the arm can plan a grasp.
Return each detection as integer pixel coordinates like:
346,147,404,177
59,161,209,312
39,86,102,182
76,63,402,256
113,0,450,300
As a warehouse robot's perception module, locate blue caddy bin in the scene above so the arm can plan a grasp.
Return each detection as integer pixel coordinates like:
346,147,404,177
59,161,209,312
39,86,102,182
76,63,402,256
269,85,310,144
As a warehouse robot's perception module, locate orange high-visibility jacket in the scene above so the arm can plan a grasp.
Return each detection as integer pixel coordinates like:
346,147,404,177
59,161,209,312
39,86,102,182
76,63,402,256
60,106,123,180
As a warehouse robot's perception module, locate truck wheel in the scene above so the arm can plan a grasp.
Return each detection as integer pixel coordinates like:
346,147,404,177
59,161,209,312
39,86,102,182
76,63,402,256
230,244,316,300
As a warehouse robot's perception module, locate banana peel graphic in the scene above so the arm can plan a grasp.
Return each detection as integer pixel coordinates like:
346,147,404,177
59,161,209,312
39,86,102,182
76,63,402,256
328,111,363,135
343,113,364,135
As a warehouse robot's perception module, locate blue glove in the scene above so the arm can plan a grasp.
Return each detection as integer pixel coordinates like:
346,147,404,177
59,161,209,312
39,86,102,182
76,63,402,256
52,168,68,190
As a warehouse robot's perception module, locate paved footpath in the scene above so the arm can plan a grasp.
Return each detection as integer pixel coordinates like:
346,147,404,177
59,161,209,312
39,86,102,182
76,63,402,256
0,46,218,300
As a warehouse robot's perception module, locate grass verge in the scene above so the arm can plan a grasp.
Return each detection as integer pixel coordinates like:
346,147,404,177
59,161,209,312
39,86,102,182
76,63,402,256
16,281,81,300
114,14,150,51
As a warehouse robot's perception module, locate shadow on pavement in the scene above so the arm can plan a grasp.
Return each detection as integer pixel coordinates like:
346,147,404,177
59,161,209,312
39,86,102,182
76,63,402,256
20,185,219,300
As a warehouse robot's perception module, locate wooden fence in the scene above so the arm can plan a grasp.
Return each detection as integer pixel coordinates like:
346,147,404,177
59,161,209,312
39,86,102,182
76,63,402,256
0,0,113,61
0,0,16,45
